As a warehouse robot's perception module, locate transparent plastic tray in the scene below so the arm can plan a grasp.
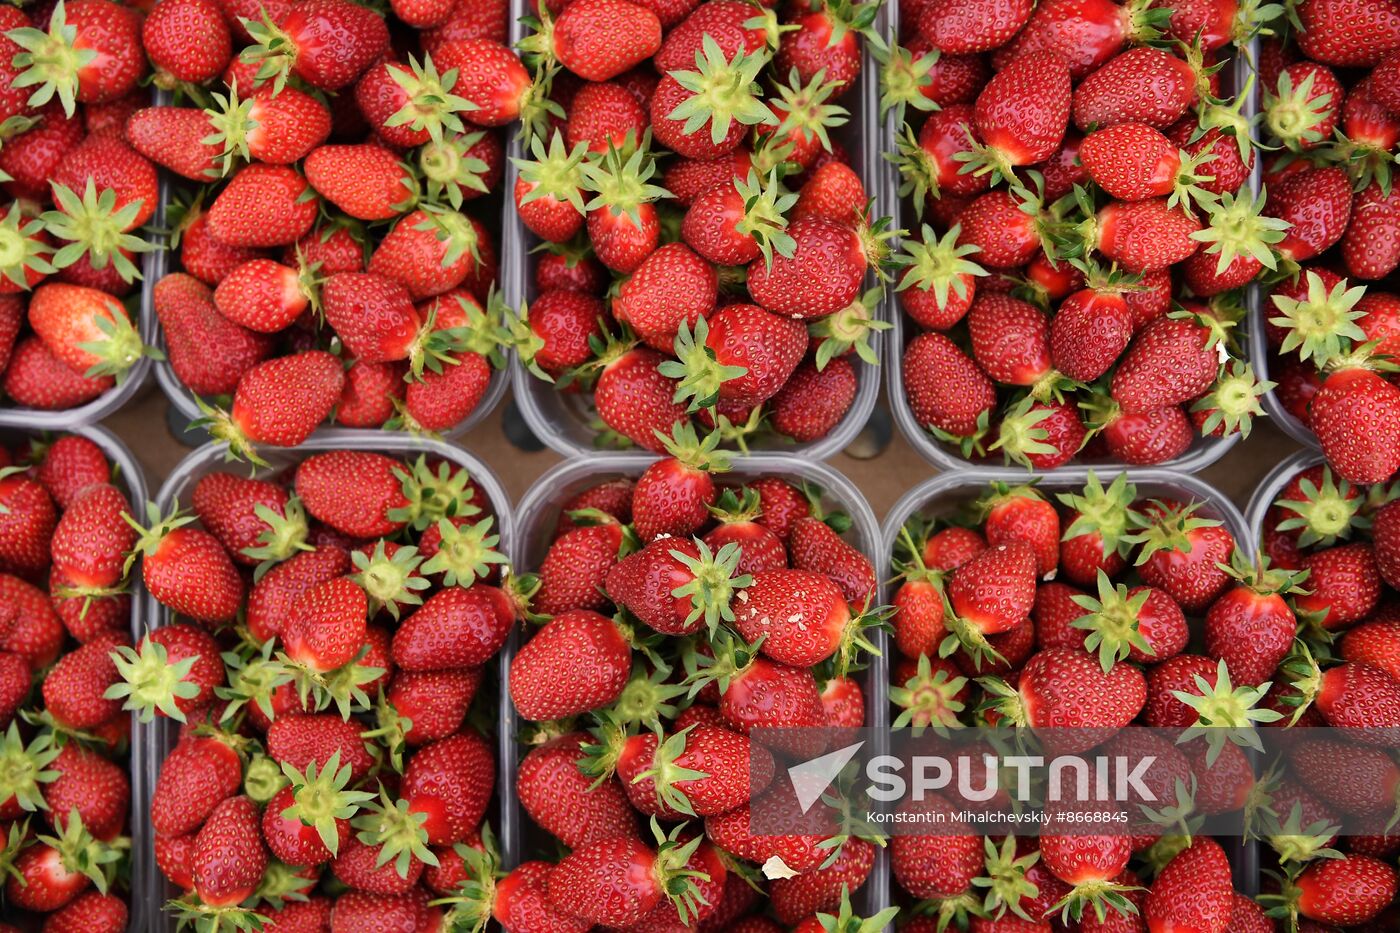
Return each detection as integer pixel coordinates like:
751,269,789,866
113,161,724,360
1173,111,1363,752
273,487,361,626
879,466,1257,896
0,424,150,927
503,453,889,919
143,90,511,444
504,2,886,459
880,18,1256,472
1244,448,1326,550
134,434,509,931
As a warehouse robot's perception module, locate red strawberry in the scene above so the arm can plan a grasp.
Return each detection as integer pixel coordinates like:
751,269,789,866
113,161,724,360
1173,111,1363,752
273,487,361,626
1072,48,1198,130
241,0,388,91
149,735,243,836
0,469,56,576
1111,316,1218,413
41,632,125,730
1309,364,1400,483
143,0,231,86
28,283,148,383
1269,166,1352,262
9,0,144,112
995,0,1165,78
918,0,1033,53
943,541,1037,661
391,582,516,671
401,731,494,845
125,504,245,623
611,242,716,351
733,568,868,669
963,50,1070,182
281,576,368,674
5,814,120,912
42,742,129,841
304,144,416,221
614,723,772,818
540,0,662,82
107,623,222,722
510,609,631,719
902,331,996,445
40,890,127,933
607,536,749,636
294,451,415,538
1143,838,1233,933
888,796,983,899
631,424,725,541
213,259,316,334
1294,0,1400,67
1132,500,1234,613
747,219,868,320
193,795,268,907
592,345,689,452
516,289,604,380
517,733,638,848
207,163,318,247
1089,198,1202,273
153,273,274,396
1293,853,1398,925
197,350,345,463
1294,542,1381,629
988,647,1146,744
545,825,710,927
769,356,858,443
789,515,876,606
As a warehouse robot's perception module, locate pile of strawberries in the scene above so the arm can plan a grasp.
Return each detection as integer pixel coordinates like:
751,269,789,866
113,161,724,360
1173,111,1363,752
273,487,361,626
888,475,1287,929
506,455,890,929
0,0,160,413
1256,4,1400,484
134,0,514,453
888,0,1278,468
115,448,510,929
509,0,888,452
0,432,139,931
1252,457,1400,928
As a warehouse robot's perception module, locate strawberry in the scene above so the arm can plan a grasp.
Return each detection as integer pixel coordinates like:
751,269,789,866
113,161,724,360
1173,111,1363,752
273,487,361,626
1264,62,1343,151
279,576,368,676
7,0,145,115
1143,838,1233,933
733,567,870,669
124,503,245,623
774,1,866,93
0,470,56,577
304,144,416,222
150,734,243,836
124,106,221,181
918,0,1032,53
41,890,127,933
41,742,128,842
790,514,876,606
41,632,125,730
143,0,231,87
1073,48,1198,130
514,288,604,380
535,0,662,82
902,331,996,446
888,799,983,899
591,344,689,452
28,283,148,383
747,218,869,320
206,163,318,247
5,812,121,912
895,223,986,331
31,434,107,508
391,582,516,671
650,42,774,161
940,540,1037,664
1204,556,1304,685
962,50,1070,184
1294,0,1400,67
386,668,479,745
611,722,771,818
510,609,631,719
517,733,639,848
1111,315,1219,413
1291,853,1398,925
769,356,859,443
191,472,308,569
1295,542,1382,629
368,208,489,300
293,451,416,538
241,0,388,92
196,350,345,463
154,273,273,395
1269,165,1352,262
612,242,717,350
267,713,375,780
213,258,318,334
193,794,268,907
545,822,710,927
692,633,827,737
107,623,222,723
987,646,1146,742
956,188,1050,269
1088,198,1203,273
580,144,668,273
631,424,726,540
513,132,588,243
607,536,749,636
401,731,493,845
995,0,1167,78
1308,363,1400,483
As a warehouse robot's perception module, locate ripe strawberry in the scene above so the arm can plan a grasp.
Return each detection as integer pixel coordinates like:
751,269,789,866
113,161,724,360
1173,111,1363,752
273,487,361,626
988,647,1146,742
0,574,64,669
942,540,1037,661
612,242,717,350
1269,165,1352,262
293,451,416,538
1132,500,1234,612
747,218,869,320
41,890,127,933
277,576,368,676
775,1,864,92
8,0,144,114
125,504,245,623
1143,838,1233,933
963,50,1070,183
607,535,749,636
517,733,639,849
1294,0,1400,67
154,273,273,395
1072,48,1198,130
732,567,868,669
888,798,983,899
515,289,604,380
1309,364,1400,483
956,188,1049,269
1111,315,1219,414
213,258,317,334
42,742,128,841
5,813,120,912
32,434,109,508
240,0,387,91
631,425,725,541
592,345,689,452
1295,542,1382,629
193,794,268,907
918,0,1032,53
368,208,489,300
545,824,710,927
790,515,877,606
28,283,147,383
197,350,345,463
107,623,222,723
537,0,662,82
144,0,230,86
401,731,493,845
510,609,630,719
41,632,125,730
513,132,588,243
0,469,56,576
1088,198,1203,273
151,734,243,836
770,356,859,443
391,582,516,670
1293,853,1398,925
902,331,996,445
1204,558,1303,686
614,723,771,818
206,163,318,247
995,0,1166,78
267,714,375,782
304,144,416,222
